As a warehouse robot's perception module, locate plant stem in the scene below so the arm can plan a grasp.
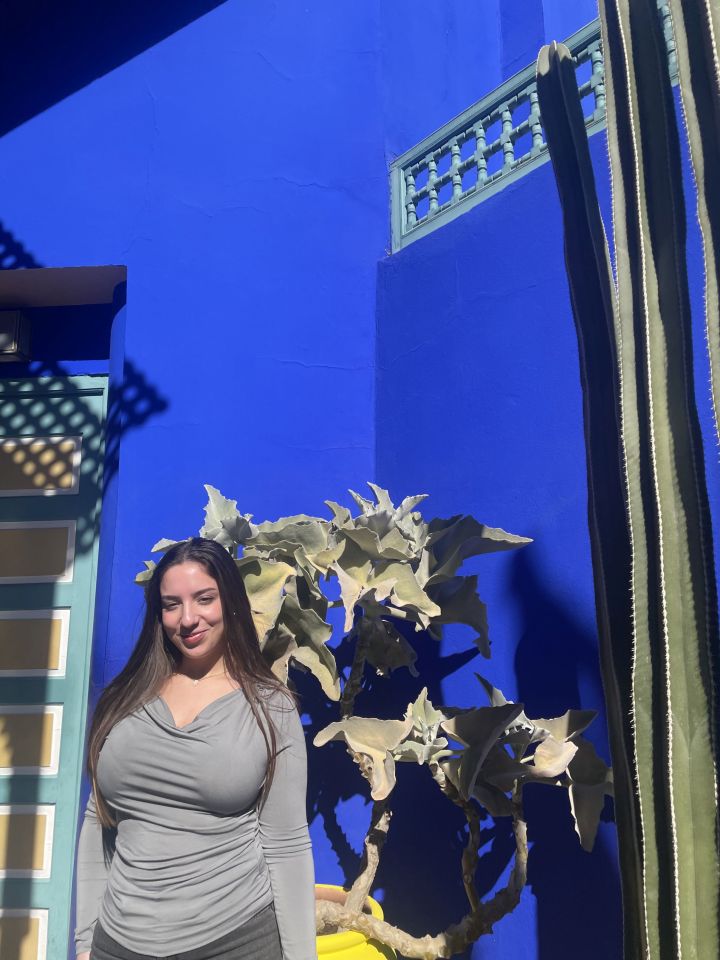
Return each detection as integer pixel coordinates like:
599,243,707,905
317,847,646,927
340,623,370,718
338,623,389,910
343,801,391,914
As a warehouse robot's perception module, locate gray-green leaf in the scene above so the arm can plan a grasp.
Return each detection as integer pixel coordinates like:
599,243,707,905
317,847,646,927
314,714,414,800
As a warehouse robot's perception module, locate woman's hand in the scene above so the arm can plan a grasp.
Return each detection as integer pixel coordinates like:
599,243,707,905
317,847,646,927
77,952,91,960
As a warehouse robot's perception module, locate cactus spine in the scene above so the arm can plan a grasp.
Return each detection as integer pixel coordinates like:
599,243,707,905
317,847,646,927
536,2,720,958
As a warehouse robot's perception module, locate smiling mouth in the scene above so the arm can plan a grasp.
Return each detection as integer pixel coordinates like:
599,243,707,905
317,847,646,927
181,630,208,646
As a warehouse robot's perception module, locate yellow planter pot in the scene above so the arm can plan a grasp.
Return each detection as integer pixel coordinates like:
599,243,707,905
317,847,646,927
315,884,395,960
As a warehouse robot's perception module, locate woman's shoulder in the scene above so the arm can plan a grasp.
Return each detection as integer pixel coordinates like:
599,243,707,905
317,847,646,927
255,682,301,737
257,681,297,713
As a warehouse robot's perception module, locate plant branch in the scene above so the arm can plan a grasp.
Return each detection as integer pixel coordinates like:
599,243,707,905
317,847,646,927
344,800,392,914
430,764,481,912
474,786,528,933
337,624,392,912
316,788,528,959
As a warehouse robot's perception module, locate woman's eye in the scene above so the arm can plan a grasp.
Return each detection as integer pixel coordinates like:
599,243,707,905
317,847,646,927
162,603,178,611
199,596,214,604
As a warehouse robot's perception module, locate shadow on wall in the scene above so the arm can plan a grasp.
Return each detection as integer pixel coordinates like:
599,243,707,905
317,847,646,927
0,220,42,269
0,0,230,137
512,548,622,960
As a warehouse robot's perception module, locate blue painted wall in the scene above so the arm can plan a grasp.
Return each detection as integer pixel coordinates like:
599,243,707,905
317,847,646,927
15,2,716,958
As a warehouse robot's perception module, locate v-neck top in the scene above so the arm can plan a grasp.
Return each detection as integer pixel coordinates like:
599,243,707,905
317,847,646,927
74,687,316,959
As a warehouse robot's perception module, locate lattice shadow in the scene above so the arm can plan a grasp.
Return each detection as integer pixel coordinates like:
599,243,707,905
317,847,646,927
0,361,168,557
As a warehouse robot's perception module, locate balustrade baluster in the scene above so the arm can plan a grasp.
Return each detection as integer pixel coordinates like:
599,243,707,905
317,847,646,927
529,89,543,153
428,157,439,213
591,47,605,119
451,142,462,201
501,105,514,168
475,124,488,183
405,170,417,226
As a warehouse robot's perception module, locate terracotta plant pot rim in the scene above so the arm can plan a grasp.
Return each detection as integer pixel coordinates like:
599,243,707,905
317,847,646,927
315,883,384,954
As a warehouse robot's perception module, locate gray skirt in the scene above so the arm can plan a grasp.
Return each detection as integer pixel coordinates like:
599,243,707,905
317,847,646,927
90,904,282,960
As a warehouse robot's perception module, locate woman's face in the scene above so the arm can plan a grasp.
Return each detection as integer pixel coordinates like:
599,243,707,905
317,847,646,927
159,561,225,664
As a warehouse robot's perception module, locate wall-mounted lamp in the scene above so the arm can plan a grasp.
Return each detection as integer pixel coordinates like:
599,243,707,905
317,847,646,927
0,310,30,362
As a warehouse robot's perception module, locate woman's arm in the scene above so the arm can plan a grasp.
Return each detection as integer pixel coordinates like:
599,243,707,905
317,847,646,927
74,791,114,957
258,701,316,960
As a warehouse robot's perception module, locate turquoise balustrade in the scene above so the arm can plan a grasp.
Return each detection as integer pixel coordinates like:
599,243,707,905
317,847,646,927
390,1,678,251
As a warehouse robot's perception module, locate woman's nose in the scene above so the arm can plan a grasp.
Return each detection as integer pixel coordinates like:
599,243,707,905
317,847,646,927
180,604,198,627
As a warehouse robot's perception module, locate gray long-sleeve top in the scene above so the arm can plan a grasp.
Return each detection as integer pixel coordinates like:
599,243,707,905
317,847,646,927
74,688,316,959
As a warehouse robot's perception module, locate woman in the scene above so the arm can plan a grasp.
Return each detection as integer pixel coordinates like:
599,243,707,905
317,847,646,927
74,538,317,960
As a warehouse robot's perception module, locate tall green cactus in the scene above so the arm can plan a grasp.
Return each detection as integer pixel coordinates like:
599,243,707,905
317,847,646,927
536,2,720,959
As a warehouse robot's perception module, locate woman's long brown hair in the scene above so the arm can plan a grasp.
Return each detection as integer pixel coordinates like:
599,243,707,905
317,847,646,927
87,537,291,827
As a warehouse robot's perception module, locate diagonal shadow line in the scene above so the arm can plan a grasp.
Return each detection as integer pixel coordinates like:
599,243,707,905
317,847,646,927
0,0,231,138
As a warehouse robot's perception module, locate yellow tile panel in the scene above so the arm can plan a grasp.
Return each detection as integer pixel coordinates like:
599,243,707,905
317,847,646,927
0,437,79,494
0,618,62,672
0,527,71,580
0,811,48,871
0,713,55,769
0,915,44,960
